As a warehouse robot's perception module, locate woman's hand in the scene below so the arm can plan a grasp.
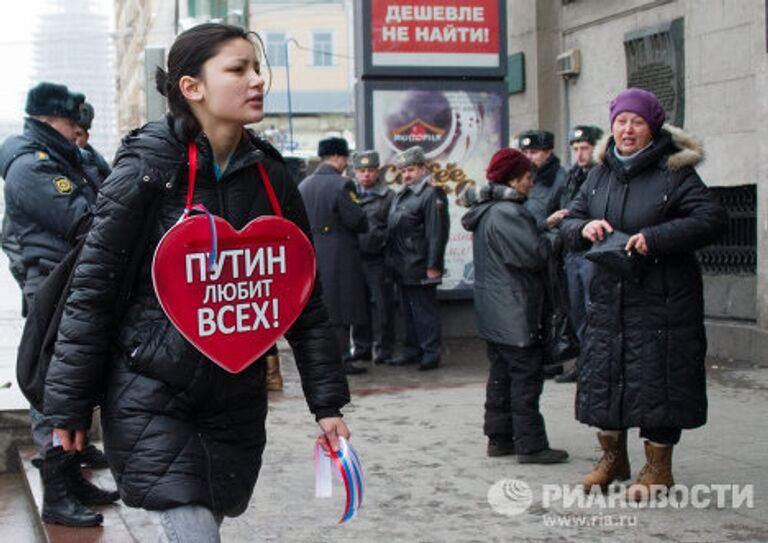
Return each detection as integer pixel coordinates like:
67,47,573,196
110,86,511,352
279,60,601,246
625,233,649,255
318,417,351,452
54,428,86,452
546,208,569,228
581,219,614,242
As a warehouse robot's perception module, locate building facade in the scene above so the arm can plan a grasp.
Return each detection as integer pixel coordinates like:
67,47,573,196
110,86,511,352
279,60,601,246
251,0,355,152
507,0,768,363
113,0,354,153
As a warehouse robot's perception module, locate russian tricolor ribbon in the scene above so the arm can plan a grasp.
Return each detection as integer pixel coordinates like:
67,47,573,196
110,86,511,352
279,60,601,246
314,435,364,524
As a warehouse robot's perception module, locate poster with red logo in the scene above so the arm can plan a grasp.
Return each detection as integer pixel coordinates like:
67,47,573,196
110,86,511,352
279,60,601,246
361,80,508,291
356,0,506,77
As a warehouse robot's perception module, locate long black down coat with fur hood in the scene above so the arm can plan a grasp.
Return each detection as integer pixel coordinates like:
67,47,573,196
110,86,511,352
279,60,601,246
43,117,350,516
560,125,726,431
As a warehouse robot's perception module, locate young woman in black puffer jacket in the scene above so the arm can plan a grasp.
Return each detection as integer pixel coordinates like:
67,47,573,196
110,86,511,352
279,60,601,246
44,23,351,539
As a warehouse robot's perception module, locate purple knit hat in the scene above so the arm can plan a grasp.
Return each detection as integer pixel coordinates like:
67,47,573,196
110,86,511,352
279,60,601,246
609,88,666,134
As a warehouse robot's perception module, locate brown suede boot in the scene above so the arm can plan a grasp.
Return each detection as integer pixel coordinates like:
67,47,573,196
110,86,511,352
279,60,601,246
266,354,283,391
581,431,631,492
627,441,674,501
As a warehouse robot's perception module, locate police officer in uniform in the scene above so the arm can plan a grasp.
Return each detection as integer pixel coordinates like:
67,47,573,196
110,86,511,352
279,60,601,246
1,82,118,527
74,101,111,182
387,146,449,371
517,129,567,225
299,137,369,374
517,129,570,378
554,125,603,383
350,150,396,365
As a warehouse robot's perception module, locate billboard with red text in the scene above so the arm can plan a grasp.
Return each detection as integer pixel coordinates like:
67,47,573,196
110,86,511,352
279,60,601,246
356,0,506,78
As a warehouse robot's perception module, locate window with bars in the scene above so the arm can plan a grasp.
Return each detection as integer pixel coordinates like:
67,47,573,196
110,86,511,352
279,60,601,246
697,185,756,275
313,32,333,66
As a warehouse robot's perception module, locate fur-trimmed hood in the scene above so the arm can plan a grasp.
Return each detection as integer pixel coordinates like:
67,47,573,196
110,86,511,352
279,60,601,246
594,123,704,172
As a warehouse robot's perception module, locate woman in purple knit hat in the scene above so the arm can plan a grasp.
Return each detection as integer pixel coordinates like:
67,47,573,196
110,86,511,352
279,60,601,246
560,88,727,500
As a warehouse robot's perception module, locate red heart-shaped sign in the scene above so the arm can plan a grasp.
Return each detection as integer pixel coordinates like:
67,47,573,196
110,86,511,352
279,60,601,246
152,214,316,373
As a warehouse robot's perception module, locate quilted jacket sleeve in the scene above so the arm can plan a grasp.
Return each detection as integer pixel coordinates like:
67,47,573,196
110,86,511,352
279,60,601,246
44,158,156,429
641,167,728,256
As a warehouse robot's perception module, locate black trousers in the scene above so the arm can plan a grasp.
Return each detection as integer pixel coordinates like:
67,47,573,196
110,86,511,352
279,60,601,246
484,342,549,454
351,258,396,359
400,284,441,366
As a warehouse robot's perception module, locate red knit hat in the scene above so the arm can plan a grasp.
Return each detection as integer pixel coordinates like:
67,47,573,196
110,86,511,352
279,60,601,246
486,148,532,184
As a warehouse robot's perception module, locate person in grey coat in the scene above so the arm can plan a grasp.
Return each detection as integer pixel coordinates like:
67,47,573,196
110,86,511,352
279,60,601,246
459,148,569,464
299,137,369,374
350,150,396,364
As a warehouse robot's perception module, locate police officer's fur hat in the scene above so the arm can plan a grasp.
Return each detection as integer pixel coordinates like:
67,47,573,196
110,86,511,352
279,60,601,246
77,102,95,130
352,150,380,169
517,130,555,150
569,125,603,146
394,146,426,168
25,82,84,121
317,137,349,157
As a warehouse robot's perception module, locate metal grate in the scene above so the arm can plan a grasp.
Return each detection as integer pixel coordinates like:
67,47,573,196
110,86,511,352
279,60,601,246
697,185,756,275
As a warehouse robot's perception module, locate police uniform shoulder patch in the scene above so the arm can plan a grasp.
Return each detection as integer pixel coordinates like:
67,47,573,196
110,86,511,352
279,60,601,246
52,176,73,194
349,191,360,204
36,151,49,160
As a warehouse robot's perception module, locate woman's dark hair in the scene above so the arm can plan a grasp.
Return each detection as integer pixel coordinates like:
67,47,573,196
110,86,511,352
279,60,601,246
155,23,270,141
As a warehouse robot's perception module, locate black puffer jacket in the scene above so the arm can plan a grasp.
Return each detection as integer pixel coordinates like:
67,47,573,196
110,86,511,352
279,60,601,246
44,117,350,516
560,125,727,430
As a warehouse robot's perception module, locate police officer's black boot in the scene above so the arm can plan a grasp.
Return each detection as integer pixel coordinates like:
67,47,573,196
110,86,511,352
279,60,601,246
66,454,120,505
41,447,103,527
78,443,110,469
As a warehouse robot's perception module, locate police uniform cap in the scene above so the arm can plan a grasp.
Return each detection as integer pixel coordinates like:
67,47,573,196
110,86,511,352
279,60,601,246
353,150,380,170
569,125,603,145
317,137,349,157
78,102,95,130
394,146,426,168
516,130,554,150
25,82,85,122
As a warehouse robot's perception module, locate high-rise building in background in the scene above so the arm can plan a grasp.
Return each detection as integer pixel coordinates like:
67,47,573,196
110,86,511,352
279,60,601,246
33,0,117,161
